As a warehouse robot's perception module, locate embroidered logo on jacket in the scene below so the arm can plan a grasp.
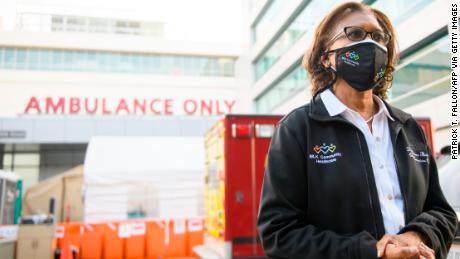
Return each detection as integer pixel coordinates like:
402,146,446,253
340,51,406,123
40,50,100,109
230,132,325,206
406,146,429,163
309,143,343,164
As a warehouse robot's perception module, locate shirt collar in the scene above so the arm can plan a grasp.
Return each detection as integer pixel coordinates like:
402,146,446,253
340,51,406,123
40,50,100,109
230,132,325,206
320,88,395,121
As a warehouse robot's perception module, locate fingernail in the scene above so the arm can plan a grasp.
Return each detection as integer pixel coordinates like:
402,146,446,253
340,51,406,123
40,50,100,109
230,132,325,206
377,249,381,257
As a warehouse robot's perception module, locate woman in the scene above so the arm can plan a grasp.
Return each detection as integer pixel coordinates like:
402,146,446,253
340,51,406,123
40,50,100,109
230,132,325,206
256,2,458,259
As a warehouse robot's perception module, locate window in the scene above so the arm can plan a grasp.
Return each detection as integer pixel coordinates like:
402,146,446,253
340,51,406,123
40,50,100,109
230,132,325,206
15,48,27,70
389,35,449,108
254,0,338,80
3,48,15,69
372,0,433,25
0,47,237,77
3,145,40,191
251,0,293,44
255,63,307,113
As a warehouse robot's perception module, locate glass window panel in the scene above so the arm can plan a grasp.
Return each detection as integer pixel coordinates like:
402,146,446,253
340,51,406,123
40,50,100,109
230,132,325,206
161,56,172,74
256,65,307,113
196,57,207,76
16,48,27,70
89,18,108,33
74,51,85,71
390,36,449,100
3,48,15,69
392,78,449,109
131,54,141,73
87,51,97,71
171,56,182,75
13,153,40,166
140,55,150,73
254,0,338,80
221,59,234,77
0,47,235,77
3,154,13,167
151,55,161,74
183,57,193,76
389,35,449,108
100,52,108,72
40,49,52,70
52,50,63,70
13,144,40,152
67,17,86,32
28,49,40,70
112,53,123,72
51,15,65,31
252,0,287,43
252,0,307,43
63,50,75,71
372,0,433,25
119,53,131,73
0,48,3,68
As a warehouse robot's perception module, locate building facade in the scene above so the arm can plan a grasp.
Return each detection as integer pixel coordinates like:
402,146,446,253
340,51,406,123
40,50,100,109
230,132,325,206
0,0,250,190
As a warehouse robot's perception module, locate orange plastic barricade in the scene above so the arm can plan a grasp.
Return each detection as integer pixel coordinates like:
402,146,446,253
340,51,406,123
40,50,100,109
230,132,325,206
164,219,187,258
123,221,146,259
186,218,205,258
145,219,167,259
80,223,103,259
100,222,123,259
54,217,206,259
60,234,73,259
56,222,82,255
55,224,66,249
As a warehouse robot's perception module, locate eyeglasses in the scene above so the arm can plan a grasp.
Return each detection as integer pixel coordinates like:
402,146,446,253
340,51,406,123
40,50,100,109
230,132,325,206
329,26,391,46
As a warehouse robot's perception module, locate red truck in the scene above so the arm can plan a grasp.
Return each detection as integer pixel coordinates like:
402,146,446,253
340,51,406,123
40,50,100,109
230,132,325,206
194,114,281,259
195,114,437,259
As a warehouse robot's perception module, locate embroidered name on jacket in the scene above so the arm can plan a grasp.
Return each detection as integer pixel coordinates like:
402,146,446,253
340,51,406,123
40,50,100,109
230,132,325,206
309,143,343,164
406,146,429,163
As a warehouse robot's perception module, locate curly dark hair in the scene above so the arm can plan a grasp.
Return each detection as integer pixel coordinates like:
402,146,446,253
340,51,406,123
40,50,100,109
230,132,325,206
302,2,399,99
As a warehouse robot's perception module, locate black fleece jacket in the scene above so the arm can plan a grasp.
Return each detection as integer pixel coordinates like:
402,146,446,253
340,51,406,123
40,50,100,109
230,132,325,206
257,93,458,259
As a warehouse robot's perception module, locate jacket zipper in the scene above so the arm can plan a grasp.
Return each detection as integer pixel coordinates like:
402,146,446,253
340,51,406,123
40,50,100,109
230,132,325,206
355,130,380,237
392,132,409,226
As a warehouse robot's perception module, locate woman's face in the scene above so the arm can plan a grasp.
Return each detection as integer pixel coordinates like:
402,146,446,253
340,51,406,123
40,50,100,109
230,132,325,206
322,12,384,70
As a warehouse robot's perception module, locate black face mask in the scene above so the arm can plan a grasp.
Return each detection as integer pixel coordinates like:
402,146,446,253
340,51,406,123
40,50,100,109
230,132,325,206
326,39,388,91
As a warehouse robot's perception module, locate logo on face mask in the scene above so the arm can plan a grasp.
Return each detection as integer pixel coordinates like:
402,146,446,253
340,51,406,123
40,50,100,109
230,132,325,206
309,143,342,164
374,67,386,82
345,51,360,61
340,50,360,67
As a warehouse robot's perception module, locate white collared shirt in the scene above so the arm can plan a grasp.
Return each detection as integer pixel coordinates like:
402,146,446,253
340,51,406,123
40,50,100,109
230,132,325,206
320,88,405,234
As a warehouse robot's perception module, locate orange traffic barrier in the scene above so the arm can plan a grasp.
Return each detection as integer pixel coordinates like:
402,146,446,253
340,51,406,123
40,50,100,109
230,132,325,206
56,222,81,256
164,219,187,258
186,218,205,258
60,234,73,259
80,224,103,259
100,222,123,259
53,217,206,259
123,221,146,259
145,219,167,259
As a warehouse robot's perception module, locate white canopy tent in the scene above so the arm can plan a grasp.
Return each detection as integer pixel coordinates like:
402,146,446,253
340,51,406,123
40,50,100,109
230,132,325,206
83,136,205,222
